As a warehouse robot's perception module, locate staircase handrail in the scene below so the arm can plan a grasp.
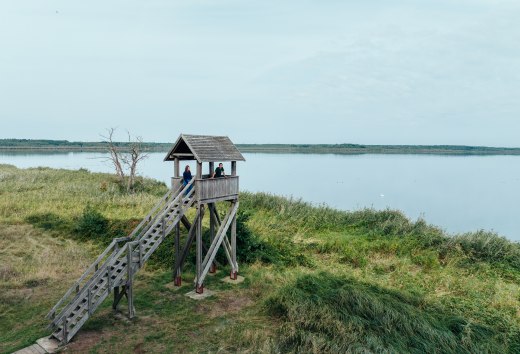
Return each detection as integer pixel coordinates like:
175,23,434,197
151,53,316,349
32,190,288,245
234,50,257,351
137,179,195,243
45,236,128,321
51,241,132,329
127,183,182,239
50,179,194,328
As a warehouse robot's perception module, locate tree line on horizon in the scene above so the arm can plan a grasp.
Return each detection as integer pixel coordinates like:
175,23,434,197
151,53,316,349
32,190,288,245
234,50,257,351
2,138,520,154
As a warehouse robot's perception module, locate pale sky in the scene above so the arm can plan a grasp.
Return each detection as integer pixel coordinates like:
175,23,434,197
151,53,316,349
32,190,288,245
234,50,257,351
1,0,519,145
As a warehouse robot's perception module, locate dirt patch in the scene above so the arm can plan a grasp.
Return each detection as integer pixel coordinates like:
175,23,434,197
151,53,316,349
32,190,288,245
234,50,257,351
61,330,109,353
0,264,19,281
1,288,34,303
197,293,254,318
133,342,145,353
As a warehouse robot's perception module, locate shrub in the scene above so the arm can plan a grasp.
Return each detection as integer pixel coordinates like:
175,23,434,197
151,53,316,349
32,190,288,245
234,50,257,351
132,177,168,196
74,205,109,240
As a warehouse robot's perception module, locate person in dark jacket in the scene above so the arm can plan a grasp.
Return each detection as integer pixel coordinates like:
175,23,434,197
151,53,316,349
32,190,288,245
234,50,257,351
212,163,226,178
182,165,193,194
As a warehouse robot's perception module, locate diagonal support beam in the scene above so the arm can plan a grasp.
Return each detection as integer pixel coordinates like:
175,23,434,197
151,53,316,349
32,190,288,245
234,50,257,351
196,202,239,288
208,203,236,271
112,286,126,310
181,215,191,230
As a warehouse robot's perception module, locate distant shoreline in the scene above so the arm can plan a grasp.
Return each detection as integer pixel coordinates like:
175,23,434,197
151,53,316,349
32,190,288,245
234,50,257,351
2,139,520,155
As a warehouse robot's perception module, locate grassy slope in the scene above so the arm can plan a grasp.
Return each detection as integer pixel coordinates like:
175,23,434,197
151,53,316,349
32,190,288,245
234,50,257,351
0,164,519,353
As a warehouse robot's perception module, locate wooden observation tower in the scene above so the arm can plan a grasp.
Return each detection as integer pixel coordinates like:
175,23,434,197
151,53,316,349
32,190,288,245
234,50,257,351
45,134,245,344
164,134,246,293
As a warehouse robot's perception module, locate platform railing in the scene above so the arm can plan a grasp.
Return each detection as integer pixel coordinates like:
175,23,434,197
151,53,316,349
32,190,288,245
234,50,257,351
196,176,239,202
171,175,239,202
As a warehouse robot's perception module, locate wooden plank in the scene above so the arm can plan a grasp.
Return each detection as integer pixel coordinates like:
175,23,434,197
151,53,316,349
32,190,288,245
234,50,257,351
199,195,238,205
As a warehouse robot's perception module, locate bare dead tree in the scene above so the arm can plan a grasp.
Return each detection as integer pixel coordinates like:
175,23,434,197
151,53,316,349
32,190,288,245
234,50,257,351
120,132,148,192
101,128,125,183
100,128,148,192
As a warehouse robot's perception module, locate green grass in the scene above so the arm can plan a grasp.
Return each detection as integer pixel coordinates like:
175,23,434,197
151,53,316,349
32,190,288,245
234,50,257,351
266,272,508,353
1,164,519,353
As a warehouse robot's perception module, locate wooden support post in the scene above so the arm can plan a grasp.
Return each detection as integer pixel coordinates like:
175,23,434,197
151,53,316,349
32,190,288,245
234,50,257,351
112,286,119,310
196,162,202,179
62,316,68,343
209,162,214,177
173,210,204,282
138,241,143,268
196,205,204,294
231,161,237,176
162,215,165,239
107,265,112,290
174,157,180,177
88,288,93,316
173,157,180,189
127,244,135,318
127,283,134,319
174,224,181,286
209,203,216,273
231,202,238,280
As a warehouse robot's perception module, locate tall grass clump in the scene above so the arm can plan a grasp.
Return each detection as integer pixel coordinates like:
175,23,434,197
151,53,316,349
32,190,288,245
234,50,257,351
443,230,520,270
240,191,436,237
241,192,520,271
233,210,311,266
266,272,510,353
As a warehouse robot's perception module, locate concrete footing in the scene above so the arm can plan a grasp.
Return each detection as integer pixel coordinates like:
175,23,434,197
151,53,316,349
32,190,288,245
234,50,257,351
14,337,60,354
36,337,60,353
185,288,215,300
221,275,245,284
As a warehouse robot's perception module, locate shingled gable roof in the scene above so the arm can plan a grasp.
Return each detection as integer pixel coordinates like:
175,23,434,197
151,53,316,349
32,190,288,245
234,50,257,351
164,134,246,163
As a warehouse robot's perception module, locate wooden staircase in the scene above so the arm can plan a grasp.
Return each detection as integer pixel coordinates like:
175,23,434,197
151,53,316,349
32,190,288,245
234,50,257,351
46,179,195,344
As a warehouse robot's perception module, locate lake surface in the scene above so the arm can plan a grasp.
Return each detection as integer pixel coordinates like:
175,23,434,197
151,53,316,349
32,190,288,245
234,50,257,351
1,151,519,241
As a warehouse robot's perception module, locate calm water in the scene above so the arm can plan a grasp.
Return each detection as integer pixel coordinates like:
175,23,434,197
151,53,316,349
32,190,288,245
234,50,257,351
1,151,519,241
